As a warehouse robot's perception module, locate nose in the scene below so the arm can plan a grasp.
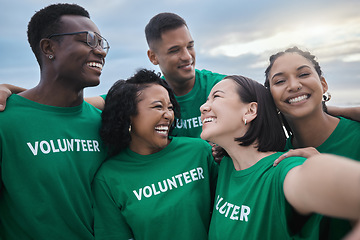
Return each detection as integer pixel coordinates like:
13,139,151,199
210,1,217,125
200,101,210,113
180,48,192,61
93,45,107,58
163,108,174,120
287,77,302,91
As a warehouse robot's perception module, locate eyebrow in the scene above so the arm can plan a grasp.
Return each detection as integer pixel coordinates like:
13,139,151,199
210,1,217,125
297,65,311,71
271,64,312,81
212,90,225,96
150,100,172,105
167,40,195,52
151,100,163,105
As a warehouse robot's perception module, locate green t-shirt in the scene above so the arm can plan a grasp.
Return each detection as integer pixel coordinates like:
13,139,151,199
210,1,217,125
285,116,360,239
209,152,322,240
285,117,360,160
92,137,218,240
0,94,107,240
169,69,225,138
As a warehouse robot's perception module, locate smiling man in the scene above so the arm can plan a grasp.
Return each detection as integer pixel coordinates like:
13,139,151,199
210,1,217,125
144,13,226,138
0,4,108,239
84,13,226,138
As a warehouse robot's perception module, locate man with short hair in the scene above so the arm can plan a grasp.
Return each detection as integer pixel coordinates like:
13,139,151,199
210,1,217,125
0,3,108,239
144,13,226,138
85,12,226,138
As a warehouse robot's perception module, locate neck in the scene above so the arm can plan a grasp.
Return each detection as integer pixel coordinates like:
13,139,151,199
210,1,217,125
19,79,84,107
129,139,170,155
221,141,275,171
286,111,339,148
165,75,195,96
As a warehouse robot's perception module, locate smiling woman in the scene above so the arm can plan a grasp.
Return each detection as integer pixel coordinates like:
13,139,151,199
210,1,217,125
265,46,360,239
198,74,360,239
92,68,218,240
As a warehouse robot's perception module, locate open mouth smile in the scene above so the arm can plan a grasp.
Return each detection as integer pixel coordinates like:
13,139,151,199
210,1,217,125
287,94,309,104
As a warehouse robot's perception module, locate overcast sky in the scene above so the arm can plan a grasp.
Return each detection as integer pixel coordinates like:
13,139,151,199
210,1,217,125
1,0,359,106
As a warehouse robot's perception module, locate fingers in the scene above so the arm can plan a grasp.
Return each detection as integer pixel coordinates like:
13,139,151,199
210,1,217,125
273,153,287,166
0,86,12,112
208,142,224,164
0,96,7,112
273,147,320,166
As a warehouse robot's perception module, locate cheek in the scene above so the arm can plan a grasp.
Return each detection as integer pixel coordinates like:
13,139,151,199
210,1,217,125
270,88,281,102
169,112,175,125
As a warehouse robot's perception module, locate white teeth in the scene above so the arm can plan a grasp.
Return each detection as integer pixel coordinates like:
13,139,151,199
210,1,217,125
155,126,169,131
87,62,103,70
203,118,215,124
155,126,169,134
289,95,308,104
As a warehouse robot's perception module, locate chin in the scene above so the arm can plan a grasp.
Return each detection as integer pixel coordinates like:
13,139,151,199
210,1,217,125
200,131,212,142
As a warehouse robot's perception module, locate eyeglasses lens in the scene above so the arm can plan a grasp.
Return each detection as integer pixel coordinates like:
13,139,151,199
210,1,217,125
87,32,97,48
87,32,109,53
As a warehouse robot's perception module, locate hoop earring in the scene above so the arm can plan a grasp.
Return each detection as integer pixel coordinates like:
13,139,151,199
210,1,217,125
323,92,331,102
129,124,132,132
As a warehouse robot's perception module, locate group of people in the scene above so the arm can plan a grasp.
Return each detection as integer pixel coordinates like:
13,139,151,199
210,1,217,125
0,3,360,240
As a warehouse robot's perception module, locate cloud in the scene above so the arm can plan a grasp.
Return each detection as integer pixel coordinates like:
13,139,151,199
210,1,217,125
1,0,359,105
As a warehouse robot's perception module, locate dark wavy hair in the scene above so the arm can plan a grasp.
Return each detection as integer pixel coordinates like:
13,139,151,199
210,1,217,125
100,69,181,156
27,3,90,66
217,75,286,158
264,46,327,136
145,12,188,48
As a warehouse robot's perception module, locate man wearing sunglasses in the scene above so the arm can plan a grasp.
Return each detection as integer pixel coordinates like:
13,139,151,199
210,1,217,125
0,3,108,240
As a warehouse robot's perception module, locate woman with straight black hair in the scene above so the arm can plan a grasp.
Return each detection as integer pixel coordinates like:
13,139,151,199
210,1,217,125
200,75,360,239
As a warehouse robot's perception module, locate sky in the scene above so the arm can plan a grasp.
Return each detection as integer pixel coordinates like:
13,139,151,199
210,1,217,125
1,0,359,106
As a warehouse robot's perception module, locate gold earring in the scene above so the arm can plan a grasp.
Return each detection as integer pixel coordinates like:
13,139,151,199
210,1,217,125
129,124,131,132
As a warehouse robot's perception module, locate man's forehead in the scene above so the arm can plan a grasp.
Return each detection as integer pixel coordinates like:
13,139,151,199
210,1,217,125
59,15,98,32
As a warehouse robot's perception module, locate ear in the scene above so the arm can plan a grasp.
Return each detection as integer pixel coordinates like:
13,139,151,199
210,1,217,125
40,38,55,59
147,49,159,65
244,102,258,124
320,76,328,94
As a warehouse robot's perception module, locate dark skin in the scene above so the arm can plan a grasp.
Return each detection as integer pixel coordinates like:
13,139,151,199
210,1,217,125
20,15,106,107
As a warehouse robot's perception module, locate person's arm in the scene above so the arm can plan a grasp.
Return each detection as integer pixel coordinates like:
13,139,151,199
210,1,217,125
343,220,360,240
84,96,105,110
92,177,134,239
327,105,360,122
0,84,27,111
273,147,320,166
283,154,360,219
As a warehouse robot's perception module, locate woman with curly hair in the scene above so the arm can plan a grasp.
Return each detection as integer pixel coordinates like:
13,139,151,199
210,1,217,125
92,69,218,240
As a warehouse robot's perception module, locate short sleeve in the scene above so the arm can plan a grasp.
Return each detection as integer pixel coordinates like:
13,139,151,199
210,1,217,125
92,176,133,240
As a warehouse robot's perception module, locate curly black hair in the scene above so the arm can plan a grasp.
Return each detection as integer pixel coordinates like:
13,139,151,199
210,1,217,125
100,69,181,156
27,3,90,65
